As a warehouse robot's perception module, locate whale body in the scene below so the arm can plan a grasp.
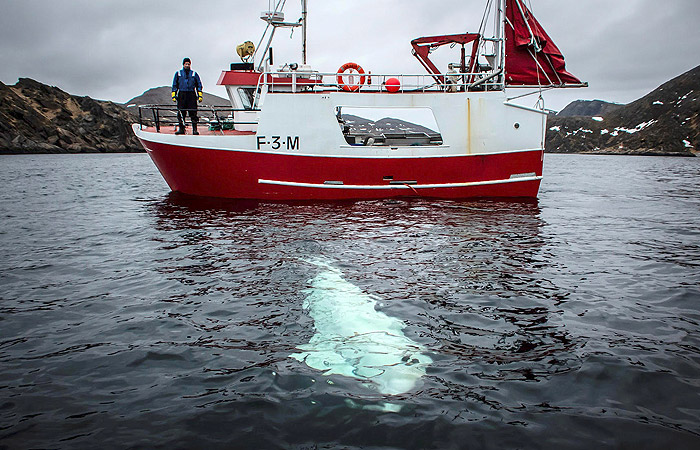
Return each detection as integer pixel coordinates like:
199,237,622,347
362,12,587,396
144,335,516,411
290,258,432,396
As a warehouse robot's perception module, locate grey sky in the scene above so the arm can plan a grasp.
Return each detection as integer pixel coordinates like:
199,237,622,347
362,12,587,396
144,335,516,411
1,0,699,111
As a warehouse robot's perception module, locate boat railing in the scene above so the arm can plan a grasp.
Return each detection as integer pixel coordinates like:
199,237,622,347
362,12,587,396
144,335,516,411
136,105,260,134
257,70,503,95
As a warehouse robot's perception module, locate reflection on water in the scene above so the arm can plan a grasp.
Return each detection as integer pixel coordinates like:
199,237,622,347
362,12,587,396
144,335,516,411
2,154,700,448
145,194,579,407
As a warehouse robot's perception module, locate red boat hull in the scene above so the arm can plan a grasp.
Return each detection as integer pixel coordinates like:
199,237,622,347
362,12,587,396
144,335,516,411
139,139,543,200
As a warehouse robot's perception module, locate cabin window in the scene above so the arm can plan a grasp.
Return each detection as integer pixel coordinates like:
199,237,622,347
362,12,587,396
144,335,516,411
336,106,443,146
238,88,255,110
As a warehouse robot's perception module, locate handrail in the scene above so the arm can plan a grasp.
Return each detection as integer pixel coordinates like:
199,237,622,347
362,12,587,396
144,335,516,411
137,104,260,132
256,69,504,95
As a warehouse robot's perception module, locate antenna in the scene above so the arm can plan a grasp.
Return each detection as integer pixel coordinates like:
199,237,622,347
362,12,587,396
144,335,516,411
255,0,304,72
301,0,308,64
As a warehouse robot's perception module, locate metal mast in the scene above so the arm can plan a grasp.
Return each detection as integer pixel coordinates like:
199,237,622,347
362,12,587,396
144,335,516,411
496,0,506,85
256,0,305,72
301,0,308,64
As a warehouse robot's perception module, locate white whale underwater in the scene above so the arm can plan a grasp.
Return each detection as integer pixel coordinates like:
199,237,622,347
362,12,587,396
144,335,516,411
290,257,432,404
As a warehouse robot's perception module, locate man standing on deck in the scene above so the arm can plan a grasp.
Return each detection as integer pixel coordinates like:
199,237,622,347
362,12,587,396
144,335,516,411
172,58,203,135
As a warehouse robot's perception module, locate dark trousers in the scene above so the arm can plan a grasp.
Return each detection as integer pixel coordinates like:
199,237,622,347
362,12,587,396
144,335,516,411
177,91,198,127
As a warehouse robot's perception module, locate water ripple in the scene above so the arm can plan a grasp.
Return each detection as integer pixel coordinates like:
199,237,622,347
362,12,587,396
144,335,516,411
1,154,699,448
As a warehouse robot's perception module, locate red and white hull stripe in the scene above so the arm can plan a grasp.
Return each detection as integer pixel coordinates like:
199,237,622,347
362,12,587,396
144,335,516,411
137,136,543,200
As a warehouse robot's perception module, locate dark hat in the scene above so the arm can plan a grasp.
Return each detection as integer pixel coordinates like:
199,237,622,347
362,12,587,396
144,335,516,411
183,57,191,64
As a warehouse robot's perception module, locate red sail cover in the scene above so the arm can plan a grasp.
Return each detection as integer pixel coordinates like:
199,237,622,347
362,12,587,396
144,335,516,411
505,0,581,86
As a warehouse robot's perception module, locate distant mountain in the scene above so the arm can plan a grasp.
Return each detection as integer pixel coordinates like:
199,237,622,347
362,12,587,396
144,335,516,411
0,78,142,154
546,65,700,156
125,86,230,108
556,99,624,117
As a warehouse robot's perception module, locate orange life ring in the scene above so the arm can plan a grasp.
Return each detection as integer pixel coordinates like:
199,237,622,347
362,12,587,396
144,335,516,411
337,62,366,92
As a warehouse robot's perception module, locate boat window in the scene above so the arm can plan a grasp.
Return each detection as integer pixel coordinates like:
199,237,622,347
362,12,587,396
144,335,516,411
238,88,255,110
336,107,443,146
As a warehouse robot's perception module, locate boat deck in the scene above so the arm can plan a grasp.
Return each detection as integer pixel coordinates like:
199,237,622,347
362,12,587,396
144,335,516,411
139,126,255,136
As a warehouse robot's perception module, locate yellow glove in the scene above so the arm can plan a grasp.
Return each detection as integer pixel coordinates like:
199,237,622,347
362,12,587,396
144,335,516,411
171,92,177,102
198,92,203,103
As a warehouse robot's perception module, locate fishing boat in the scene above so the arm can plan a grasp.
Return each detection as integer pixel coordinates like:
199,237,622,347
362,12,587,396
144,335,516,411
133,0,585,200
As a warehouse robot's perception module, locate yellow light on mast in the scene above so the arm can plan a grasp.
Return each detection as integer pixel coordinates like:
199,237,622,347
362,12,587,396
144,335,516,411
236,41,256,62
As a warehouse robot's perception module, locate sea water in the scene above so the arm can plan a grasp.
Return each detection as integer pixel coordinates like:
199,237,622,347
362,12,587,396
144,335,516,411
1,153,699,449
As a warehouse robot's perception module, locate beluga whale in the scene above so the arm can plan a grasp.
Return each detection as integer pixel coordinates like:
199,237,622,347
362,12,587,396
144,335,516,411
290,257,432,404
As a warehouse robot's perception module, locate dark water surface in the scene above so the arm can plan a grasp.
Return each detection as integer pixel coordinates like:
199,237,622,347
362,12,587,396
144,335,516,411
1,153,699,449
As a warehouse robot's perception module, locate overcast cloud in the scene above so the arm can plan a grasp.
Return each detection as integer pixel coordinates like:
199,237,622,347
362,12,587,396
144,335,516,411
2,0,699,111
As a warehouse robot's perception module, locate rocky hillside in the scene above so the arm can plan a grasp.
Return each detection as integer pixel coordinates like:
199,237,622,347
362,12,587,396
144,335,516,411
546,65,700,156
0,78,143,154
556,99,623,117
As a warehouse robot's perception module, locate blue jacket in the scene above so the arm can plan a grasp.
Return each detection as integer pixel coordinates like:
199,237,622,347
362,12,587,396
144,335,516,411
172,69,203,93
